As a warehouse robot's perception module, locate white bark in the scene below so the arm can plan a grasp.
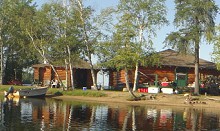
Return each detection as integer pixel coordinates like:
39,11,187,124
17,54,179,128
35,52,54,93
133,63,139,91
75,0,97,89
125,68,137,98
133,21,143,91
27,30,64,88
67,45,75,89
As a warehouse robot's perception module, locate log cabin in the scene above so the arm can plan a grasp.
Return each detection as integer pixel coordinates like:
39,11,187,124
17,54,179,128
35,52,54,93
109,49,220,89
32,59,99,88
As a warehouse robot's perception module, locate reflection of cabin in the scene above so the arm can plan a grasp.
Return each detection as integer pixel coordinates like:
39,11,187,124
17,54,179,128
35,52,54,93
32,60,98,88
109,49,220,89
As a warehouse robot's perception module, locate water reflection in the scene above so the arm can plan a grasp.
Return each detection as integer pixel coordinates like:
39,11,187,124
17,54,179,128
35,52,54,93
1,97,220,130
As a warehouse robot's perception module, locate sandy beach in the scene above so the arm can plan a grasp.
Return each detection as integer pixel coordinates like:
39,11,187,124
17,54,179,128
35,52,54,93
51,91,220,109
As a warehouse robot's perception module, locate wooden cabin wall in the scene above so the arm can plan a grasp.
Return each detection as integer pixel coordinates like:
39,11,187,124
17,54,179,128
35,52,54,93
109,66,177,88
44,67,52,80
109,69,134,88
55,67,66,80
54,68,95,88
108,71,114,87
138,66,176,84
54,67,71,87
109,65,220,88
41,66,52,86
186,68,194,84
109,71,120,88
33,67,39,81
33,65,97,88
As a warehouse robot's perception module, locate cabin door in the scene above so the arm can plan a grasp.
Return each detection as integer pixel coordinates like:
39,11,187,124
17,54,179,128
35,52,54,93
175,67,188,87
39,67,45,84
176,73,187,87
75,69,87,88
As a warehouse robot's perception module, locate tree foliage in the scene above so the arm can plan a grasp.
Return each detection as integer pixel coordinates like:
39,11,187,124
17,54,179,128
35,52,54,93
97,0,168,97
164,0,218,94
0,0,38,84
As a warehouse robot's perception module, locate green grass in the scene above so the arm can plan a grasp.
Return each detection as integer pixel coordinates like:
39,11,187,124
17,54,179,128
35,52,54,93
47,88,107,97
0,85,33,92
0,85,107,97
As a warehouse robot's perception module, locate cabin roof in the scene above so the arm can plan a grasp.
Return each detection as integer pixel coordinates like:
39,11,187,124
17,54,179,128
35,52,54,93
32,59,96,69
158,49,216,69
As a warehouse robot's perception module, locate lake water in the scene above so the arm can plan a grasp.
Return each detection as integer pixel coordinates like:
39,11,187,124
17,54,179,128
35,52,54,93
0,96,220,131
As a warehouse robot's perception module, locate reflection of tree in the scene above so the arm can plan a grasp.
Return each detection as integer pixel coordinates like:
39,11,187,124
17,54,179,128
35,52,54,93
67,105,73,130
121,106,137,131
132,107,136,131
191,109,198,131
5,99,220,130
62,103,67,131
89,106,96,127
122,108,131,131
184,108,199,131
198,109,204,131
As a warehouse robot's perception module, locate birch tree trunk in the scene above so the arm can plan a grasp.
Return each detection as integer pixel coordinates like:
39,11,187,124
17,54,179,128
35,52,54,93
75,0,97,89
133,63,139,91
67,45,75,90
124,67,137,98
65,59,68,90
27,31,64,89
133,23,143,91
88,55,97,89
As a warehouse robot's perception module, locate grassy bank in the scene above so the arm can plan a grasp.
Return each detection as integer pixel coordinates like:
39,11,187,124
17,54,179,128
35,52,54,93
0,85,107,97
47,88,107,97
0,85,32,92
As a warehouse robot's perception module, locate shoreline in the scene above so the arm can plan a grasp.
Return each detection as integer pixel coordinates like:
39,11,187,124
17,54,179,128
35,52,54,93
50,91,220,109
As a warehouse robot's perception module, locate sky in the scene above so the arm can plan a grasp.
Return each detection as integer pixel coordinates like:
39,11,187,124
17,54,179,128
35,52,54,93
33,0,220,62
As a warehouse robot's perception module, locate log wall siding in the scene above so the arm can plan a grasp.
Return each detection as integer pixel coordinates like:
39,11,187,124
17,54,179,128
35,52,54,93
108,71,114,87
44,67,52,81
109,66,220,88
33,66,96,88
54,67,71,87
138,66,176,84
34,68,39,80
187,69,195,84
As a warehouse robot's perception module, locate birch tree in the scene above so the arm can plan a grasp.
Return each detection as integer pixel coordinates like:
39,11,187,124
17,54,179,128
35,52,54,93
24,3,67,88
116,0,168,91
24,3,81,89
97,0,167,98
70,0,101,90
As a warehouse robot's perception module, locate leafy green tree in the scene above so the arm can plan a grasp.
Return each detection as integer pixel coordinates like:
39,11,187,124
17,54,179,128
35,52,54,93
69,0,102,90
212,26,220,69
97,0,167,97
119,0,168,91
39,2,81,90
0,0,38,84
24,3,64,87
24,2,81,89
165,0,218,95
